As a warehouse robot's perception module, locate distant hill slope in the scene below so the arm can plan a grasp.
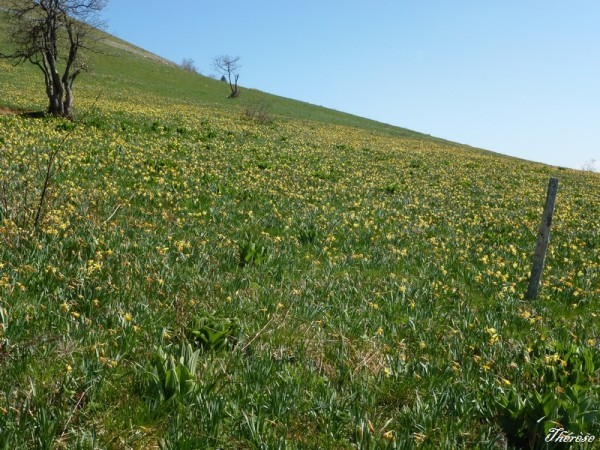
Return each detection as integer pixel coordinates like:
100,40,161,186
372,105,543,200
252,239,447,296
0,8,449,143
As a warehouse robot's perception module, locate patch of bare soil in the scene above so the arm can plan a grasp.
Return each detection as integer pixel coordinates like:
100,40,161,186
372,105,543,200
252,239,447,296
0,108,45,117
0,107,19,115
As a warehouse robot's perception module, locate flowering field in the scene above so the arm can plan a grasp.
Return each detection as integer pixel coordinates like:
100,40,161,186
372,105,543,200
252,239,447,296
1,45,599,448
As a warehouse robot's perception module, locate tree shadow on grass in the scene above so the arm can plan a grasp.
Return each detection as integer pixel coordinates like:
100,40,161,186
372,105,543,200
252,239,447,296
19,111,46,118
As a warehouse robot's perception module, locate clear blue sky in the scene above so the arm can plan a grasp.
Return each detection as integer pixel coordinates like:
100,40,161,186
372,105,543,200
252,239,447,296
102,1,600,170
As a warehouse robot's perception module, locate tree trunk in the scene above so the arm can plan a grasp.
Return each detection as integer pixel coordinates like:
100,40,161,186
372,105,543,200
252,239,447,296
45,76,77,118
48,94,64,116
63,83,74,118
229,73,240,98
45,51,68,117
47,82,67,117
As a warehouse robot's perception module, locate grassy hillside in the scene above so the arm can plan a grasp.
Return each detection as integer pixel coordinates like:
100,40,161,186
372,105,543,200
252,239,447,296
0,14,436,142
1,13,599,449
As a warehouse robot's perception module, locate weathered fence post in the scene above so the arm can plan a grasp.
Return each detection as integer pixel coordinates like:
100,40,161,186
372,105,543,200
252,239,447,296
526,177,559,299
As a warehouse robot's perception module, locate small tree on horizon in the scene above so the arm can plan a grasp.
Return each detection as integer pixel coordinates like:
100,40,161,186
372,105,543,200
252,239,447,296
212,54,241,98
181,57,197,73
581,159,597,173
0,0,107,118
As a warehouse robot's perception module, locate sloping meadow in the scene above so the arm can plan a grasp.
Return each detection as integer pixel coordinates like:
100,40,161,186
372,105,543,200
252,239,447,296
1,88,599,447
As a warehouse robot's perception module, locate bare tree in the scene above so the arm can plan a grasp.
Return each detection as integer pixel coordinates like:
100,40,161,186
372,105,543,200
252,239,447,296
212,55,241,98
0,0,107,118
581,159,597,172
181,57,197,73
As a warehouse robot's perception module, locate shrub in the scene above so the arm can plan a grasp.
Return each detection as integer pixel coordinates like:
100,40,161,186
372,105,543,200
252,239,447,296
242,102,273,125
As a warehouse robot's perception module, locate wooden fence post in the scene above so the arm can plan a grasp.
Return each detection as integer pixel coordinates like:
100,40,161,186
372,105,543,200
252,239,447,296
526,177,559,299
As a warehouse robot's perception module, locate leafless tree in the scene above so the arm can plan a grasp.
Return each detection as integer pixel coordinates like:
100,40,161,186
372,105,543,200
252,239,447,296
212,54,241,98
581,159,597,173
0,0,107,118
181,57,197,73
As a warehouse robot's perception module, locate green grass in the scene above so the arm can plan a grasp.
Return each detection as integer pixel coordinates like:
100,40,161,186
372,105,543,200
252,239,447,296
0,8,447,142
1,10,599,449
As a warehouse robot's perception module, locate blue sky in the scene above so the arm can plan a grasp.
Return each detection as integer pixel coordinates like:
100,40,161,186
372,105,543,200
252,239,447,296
103,1,600,170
